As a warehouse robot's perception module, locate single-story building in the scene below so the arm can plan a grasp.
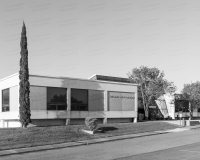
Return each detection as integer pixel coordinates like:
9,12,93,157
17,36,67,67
0,73,138,128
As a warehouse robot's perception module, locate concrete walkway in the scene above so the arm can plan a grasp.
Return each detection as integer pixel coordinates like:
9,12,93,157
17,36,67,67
0,125,200,157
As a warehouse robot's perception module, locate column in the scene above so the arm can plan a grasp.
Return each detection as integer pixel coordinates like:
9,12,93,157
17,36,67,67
134,91,138,123
0,120,4,128
66,88,71,125
103,91,108,124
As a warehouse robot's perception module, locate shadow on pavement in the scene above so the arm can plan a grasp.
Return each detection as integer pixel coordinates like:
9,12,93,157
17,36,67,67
97,127,118,133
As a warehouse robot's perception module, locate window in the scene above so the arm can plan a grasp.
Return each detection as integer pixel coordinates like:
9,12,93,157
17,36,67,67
198,108,200,112
71,89,88,111
175,100,189,112
47,87,67,110
2,89,9,112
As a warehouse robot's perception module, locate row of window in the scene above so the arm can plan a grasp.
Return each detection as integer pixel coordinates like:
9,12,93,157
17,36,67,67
2,87,200,112
47,88,88,111
2,88,89,112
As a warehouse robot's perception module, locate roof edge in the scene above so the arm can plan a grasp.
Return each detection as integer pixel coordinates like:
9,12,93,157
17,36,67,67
0,73,19,82
88,74,97,79
29,74,138,86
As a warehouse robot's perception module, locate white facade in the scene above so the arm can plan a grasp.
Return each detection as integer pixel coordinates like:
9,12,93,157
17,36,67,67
0,73,138,128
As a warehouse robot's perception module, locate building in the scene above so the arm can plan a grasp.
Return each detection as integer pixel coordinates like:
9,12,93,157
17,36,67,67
0,73,138,128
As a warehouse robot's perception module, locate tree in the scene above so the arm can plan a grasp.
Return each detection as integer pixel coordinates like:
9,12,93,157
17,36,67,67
19,22,31,127
181,82,200,119
128,66,176,120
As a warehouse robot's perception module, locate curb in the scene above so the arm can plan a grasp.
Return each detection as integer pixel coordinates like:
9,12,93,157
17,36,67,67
0,126,199,157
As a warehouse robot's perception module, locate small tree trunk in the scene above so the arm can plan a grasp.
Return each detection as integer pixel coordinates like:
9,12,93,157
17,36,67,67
189,102,192,120
144,109,149,120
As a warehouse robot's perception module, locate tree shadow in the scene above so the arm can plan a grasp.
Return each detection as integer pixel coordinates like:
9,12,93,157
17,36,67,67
97,127,118,133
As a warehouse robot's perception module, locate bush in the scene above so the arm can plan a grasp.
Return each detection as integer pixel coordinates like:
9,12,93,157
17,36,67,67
138,114,144,121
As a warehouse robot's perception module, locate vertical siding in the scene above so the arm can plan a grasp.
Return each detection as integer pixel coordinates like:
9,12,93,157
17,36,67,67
30,86,47,110
10,86,18,111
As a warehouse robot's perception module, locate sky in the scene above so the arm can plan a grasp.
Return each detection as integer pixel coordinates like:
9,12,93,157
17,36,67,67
0,0,200,93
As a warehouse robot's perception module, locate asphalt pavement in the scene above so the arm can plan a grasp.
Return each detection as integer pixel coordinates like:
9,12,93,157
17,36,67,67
1,125,200,160
117,140,200,160
0,125,199,157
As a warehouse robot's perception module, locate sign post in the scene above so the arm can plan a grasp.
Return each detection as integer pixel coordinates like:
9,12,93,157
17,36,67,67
179,112,182,126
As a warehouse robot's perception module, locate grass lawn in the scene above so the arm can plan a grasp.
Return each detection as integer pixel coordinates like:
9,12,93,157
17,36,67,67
0,121,181,151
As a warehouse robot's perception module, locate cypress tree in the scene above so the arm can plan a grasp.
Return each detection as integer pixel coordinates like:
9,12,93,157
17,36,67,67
19,22,31,127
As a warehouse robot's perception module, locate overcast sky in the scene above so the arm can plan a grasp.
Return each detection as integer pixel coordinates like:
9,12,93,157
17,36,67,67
0,0,200,92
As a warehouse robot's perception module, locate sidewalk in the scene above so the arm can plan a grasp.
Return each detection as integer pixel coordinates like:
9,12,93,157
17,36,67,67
0,125,200,157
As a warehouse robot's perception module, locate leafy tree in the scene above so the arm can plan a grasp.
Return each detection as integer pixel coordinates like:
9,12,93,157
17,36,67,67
181,82,200,119
19,22,31,127
128,66,175,120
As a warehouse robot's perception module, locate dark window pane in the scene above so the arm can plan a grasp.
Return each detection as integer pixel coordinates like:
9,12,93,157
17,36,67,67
79,105,88,111
47,105,57,110
2,89,9,112
57,105,67,110
47,88,66,103
47,87,67,110
71,89,88,111
71,104,80,111
2,105,8,112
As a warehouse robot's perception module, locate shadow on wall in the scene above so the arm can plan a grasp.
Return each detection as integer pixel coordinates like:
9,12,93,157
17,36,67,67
60,78,102,90
61,79,105,113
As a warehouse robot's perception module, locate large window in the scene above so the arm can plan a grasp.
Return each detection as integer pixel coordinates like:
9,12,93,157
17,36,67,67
175,100,189,112
2,89,9,112
47,87,67,110
71,89,88,111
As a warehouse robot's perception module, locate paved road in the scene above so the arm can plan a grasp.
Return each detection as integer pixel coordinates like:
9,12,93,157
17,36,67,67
1,128,200,160
118,142,200,160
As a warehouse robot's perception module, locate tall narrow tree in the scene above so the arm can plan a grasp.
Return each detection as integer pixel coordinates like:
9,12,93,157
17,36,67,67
19,22,31,127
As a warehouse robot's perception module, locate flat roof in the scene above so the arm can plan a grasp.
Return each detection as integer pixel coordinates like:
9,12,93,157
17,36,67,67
0,73,138,86
88,74,131,83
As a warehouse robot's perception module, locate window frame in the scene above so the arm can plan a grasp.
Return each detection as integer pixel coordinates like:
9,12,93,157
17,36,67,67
47,87,67,111
71,88,88,111
2,88,10,112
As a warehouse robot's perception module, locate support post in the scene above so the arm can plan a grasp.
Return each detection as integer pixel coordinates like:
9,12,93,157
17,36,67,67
66,88,71,125
134,118,137,123
103,91,108,124
1,120,4,128
134,90,138,123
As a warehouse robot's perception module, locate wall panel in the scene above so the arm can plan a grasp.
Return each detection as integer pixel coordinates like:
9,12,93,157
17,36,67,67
88,90,104,111
122,92,135,111
30,86,46,110
10,86,18,111
108,92,135,111
108,92,122,111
